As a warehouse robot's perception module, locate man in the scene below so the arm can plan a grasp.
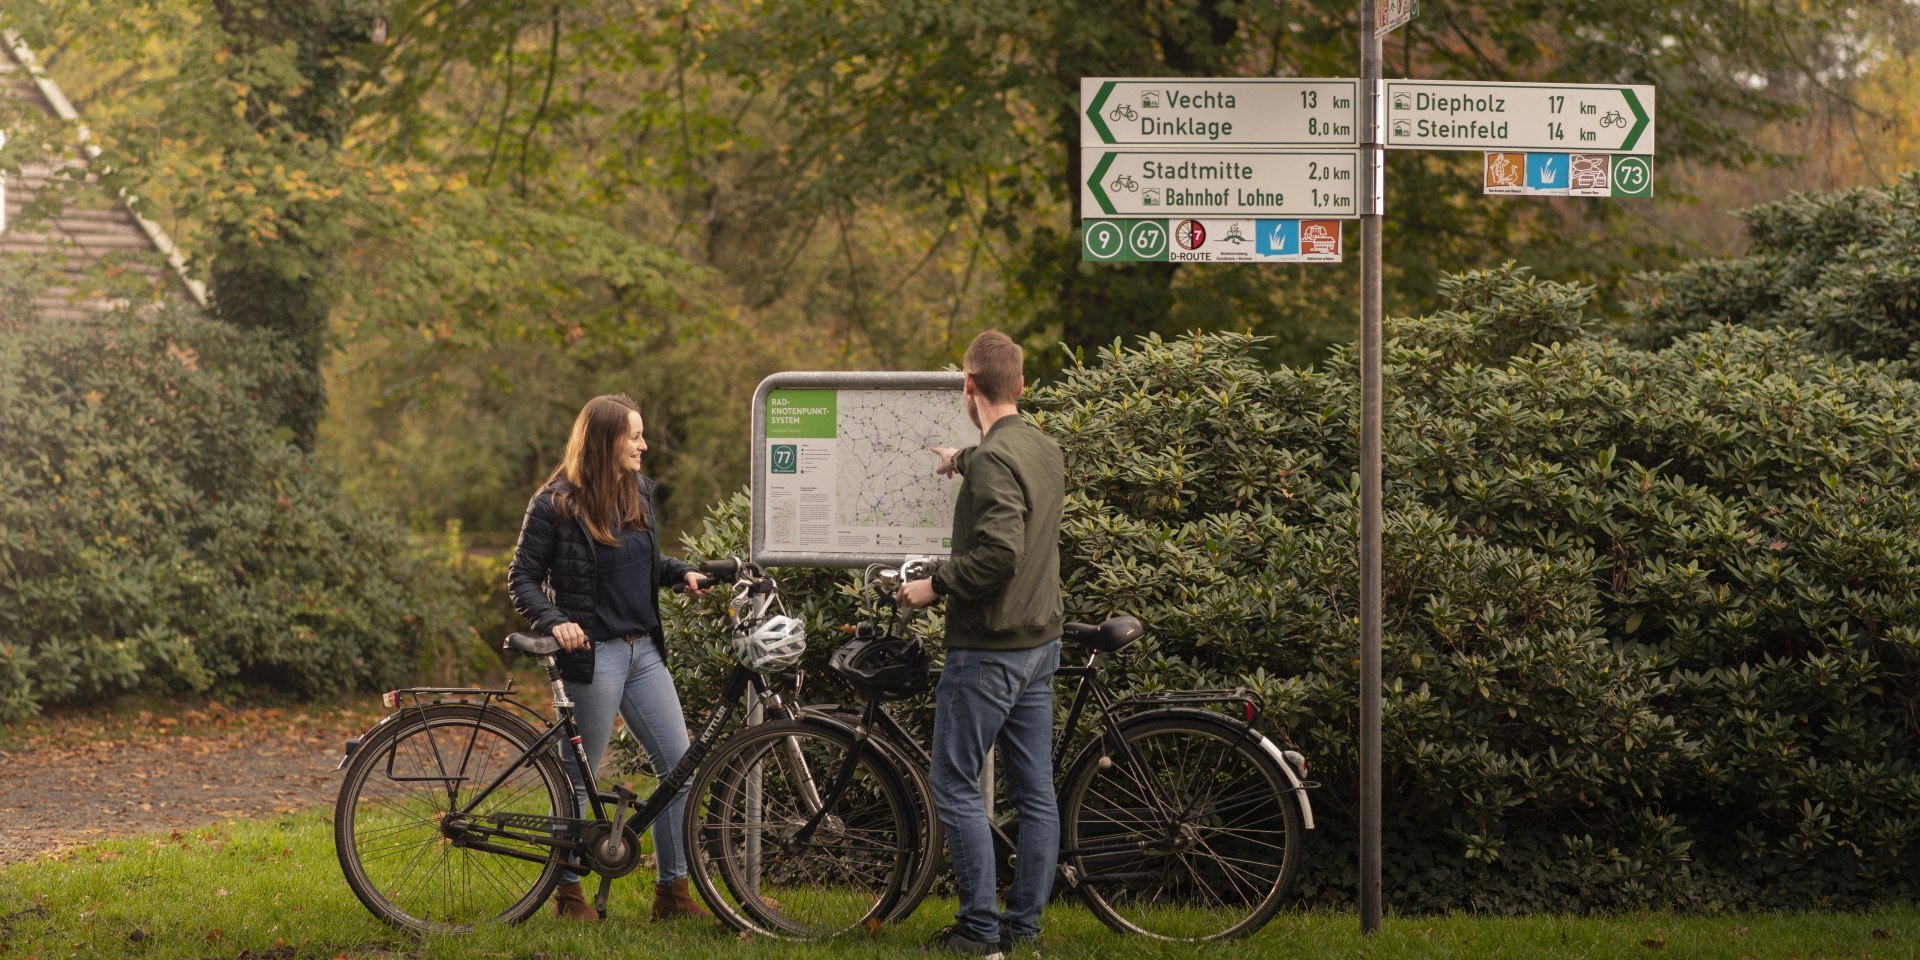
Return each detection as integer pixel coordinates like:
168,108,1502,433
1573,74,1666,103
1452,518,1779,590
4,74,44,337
897,330,1065,958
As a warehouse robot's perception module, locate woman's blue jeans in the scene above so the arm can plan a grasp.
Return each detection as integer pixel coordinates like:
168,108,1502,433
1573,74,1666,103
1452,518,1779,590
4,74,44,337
559,637,691,884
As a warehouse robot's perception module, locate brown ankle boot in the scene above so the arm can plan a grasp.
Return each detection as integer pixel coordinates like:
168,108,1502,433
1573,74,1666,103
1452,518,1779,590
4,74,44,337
552,880,599,921
650,878,713,921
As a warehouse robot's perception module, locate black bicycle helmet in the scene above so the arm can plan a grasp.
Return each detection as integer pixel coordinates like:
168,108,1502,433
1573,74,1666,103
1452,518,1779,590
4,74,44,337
830,635,931,702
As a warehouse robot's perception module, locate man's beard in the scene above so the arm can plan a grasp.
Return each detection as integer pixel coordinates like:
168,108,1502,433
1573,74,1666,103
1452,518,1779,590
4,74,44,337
965,393,981,430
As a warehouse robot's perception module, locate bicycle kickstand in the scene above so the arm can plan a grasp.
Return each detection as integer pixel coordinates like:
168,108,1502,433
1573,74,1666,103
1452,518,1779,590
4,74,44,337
593,784,638,920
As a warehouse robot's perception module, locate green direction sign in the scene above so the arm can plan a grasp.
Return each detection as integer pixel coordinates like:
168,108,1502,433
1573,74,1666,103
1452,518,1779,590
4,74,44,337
1082,219,1167,261
1081,78,1360,147
1083,149,1361,218
1385,80,1655,153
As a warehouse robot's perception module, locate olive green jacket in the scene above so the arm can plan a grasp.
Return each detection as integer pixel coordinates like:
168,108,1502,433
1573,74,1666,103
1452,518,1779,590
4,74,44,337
931,414,1064,650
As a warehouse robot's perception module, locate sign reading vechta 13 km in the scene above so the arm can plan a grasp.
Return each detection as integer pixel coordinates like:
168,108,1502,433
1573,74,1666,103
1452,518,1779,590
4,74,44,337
1385,80,1655,154
1082,78,1360,146
1083,150,1361,218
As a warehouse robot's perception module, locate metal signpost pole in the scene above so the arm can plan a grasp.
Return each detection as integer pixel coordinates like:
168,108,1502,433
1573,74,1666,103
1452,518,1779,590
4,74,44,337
1357,0,1385,938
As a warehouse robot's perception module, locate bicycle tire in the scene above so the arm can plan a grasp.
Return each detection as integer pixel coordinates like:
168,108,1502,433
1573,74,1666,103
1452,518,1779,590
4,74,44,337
685,717,916,940
1061,712,1301,941
805,707,944,922
335,702,571,933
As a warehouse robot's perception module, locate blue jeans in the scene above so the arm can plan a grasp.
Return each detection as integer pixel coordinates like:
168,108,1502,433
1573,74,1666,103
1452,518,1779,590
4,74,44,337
930,640,1061,944
559,638,691,884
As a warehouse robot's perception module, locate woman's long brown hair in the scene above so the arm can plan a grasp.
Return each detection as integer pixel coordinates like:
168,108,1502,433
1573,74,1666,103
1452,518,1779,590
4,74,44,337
545,394,648,546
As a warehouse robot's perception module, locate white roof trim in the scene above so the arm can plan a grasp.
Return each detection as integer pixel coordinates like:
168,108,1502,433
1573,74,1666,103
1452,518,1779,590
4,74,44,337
3,28,209,307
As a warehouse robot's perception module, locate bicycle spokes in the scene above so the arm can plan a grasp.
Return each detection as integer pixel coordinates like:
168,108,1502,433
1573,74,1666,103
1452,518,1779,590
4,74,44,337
1067,718,1299,941
689,720,913,940
337,709,568,932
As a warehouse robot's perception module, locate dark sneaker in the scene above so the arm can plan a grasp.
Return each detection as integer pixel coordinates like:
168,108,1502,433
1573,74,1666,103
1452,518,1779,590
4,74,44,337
1000,932,1038,954
928,926,1005,959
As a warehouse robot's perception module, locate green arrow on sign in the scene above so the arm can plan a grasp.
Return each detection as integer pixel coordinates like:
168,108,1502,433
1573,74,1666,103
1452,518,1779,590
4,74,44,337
1085,82,1116,144
1619,88,1649,152
1086,152,1117,214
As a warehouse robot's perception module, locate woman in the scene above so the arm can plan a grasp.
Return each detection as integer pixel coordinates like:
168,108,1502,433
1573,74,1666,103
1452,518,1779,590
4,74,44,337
507,394,712,922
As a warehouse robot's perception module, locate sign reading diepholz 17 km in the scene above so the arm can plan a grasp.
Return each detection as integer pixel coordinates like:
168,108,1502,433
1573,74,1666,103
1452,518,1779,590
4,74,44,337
1081,78,1360,146
1384,80,1655,154
1083,150,1361,218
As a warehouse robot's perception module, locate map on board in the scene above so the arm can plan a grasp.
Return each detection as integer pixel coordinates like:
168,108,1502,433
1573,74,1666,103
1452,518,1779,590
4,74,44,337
836,390,968,528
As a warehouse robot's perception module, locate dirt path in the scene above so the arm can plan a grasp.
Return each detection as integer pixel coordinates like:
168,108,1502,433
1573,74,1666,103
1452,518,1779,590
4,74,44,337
0,701,382,864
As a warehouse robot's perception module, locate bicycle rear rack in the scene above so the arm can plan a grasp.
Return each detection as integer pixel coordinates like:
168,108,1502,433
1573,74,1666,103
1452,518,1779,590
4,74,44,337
1108,686,1264,723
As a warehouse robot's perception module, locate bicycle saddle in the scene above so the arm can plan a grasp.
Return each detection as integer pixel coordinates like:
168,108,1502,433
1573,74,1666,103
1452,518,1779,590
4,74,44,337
1061,616,1146,653
503,632,561,657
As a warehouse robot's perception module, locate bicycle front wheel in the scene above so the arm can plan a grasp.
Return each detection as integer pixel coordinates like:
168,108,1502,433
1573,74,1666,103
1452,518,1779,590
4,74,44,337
1062,713,1302,941
686,718,916,940
802,706,943,923
335,702,571,933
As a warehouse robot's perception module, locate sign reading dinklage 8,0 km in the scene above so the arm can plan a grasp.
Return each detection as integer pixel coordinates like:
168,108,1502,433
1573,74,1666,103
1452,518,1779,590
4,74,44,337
1081,78,1360,146
1385,79,1656,153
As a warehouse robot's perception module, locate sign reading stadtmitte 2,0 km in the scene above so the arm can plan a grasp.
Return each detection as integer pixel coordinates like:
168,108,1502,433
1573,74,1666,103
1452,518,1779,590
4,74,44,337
1083,151,1361,218
1385,79,1656,153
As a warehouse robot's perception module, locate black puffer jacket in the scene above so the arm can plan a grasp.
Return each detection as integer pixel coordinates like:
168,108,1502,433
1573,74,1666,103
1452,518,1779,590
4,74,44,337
507,475,692,683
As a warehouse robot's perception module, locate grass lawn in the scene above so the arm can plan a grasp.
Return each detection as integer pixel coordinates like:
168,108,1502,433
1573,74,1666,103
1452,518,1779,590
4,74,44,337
1,811,1915,959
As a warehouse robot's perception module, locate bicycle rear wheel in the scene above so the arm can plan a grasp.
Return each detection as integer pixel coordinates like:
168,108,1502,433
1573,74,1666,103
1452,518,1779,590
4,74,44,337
1061,713,1301,941
686,718,915,940
335,702,570,932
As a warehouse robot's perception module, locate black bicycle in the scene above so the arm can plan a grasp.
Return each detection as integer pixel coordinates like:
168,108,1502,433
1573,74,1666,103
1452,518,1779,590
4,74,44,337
801,560,1319,942
332,558,917,936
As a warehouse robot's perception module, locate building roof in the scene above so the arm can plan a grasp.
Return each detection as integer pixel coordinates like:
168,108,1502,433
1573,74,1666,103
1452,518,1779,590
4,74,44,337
1,28,207,322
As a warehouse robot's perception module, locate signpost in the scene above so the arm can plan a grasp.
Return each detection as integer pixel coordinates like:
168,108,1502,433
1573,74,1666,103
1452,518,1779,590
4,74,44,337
1384,80,1655,153
1081,78,1360,147
1076,10,1658,938
1357,5,1385,938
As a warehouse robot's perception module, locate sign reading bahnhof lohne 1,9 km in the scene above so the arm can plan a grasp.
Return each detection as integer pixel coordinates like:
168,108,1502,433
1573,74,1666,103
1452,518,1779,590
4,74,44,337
1083,151,1361,218
750,372,975,568
1385,79,1656,153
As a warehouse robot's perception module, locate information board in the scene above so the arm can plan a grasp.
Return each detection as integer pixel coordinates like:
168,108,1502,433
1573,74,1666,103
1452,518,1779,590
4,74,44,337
750,371,974,568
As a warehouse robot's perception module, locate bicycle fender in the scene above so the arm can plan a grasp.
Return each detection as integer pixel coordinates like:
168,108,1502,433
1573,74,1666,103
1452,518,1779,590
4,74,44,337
789,707,873,743
1107,708,1316,831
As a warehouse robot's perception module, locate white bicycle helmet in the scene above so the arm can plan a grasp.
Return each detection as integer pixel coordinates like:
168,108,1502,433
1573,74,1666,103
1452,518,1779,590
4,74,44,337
735,614,807,672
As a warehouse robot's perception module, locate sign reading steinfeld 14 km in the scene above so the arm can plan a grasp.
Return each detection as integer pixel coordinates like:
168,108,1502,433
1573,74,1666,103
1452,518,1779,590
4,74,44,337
1384,80,1656,153
1081,78,1361,146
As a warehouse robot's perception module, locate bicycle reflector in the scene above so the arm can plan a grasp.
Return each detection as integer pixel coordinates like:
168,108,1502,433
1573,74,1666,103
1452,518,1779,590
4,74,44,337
382,690,399,708
1283,750,1308,778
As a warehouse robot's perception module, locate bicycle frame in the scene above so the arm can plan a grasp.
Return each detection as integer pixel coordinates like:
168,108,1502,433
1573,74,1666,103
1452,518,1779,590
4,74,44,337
360,664,764,874
834,640,1313,870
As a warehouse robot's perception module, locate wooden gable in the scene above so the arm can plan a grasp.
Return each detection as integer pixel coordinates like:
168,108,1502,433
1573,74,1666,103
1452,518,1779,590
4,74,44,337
1,30,206,322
